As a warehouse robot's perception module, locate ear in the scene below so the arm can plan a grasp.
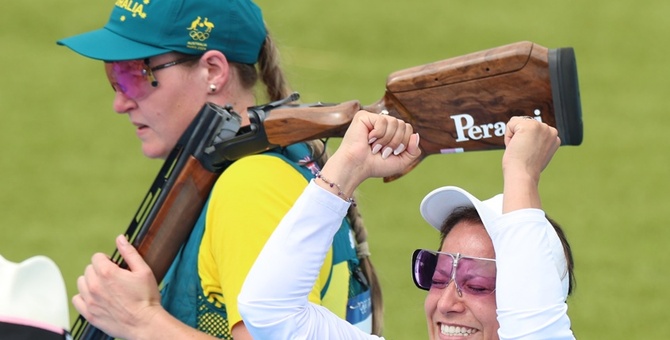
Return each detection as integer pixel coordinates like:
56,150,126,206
200,50,230,93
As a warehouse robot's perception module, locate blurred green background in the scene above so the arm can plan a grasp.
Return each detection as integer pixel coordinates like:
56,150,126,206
1,0,668,338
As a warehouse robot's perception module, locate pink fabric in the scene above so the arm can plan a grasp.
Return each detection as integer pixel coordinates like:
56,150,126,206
0,315,65,334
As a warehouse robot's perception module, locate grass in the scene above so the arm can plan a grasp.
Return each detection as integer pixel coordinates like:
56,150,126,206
1,0,669,338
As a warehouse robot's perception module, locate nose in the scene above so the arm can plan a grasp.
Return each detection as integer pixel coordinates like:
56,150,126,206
435,281,466,315
112,90,138,114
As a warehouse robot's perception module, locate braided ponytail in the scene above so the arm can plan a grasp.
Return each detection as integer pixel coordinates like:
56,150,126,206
346,200,385,335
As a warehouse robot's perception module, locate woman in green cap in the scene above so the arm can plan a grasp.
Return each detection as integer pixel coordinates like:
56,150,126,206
58,0,382,338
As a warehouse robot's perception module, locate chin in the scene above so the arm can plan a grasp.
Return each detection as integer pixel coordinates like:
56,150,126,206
142,145,170,159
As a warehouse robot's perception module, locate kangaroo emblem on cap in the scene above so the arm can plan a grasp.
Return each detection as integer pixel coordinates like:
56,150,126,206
202,18,215,33
186,16,214,51
188,16,201,30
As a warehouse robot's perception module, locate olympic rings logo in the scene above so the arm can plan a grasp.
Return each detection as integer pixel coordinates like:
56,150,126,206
189,30,209,41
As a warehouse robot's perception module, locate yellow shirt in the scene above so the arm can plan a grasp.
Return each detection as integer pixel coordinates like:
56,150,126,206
198,154,343,333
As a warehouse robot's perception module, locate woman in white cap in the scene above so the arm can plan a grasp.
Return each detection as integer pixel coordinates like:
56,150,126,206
0,255,70,339
238,114,576,339
58,0,382,339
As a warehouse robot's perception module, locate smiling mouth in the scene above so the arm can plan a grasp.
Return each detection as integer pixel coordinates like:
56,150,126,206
441,324,477,337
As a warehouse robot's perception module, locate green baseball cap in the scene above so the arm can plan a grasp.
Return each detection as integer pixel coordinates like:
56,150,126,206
57,0,267,64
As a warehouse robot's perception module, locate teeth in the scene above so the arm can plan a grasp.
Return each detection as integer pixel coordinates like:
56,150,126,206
441,325,476,336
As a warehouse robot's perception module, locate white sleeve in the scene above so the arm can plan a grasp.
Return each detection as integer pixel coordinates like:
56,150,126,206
488,209,575,340
238,180,383,340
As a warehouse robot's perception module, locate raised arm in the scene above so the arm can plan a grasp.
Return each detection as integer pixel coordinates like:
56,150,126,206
500,116,561,213
238,111,420,339
491,116,574,339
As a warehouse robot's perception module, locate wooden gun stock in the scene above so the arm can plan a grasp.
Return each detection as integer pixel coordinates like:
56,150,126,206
262,41,583,180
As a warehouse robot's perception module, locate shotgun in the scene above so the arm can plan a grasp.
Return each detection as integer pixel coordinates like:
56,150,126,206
70,40,583,339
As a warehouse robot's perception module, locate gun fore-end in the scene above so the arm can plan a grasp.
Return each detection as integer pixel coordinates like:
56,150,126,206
133,156,218,282
263,101,362,146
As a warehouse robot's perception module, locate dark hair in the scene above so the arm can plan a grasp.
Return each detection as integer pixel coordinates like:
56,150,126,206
545,215,576,295
438,206,576,296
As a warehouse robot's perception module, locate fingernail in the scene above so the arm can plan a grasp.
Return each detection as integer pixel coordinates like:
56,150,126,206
382,147,393,159
117,235,129,246
368,137,377,144
372,144,383,154
415,133,420,147
393,143,406,155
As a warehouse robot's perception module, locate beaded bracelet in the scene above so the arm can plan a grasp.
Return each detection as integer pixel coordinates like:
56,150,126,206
315,171,357,207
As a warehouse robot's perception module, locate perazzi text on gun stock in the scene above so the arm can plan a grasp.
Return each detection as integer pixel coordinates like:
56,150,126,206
70,40,583,339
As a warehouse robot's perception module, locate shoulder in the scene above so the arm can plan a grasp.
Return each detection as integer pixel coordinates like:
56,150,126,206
208,153,311,212
216,153,307,188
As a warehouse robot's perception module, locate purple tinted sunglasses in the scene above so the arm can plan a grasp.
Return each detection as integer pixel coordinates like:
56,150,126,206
104,56,200,100
412,249,496,297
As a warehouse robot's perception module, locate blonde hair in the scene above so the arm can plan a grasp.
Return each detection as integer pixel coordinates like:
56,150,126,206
231,28,384,335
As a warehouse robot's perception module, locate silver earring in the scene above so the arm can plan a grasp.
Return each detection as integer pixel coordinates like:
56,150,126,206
209,84,217,92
